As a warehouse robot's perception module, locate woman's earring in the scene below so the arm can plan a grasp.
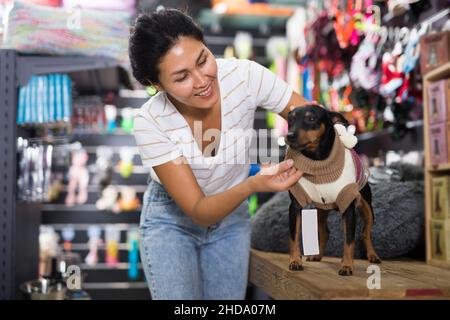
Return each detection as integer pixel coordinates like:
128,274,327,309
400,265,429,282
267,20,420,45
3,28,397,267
146,85,158,96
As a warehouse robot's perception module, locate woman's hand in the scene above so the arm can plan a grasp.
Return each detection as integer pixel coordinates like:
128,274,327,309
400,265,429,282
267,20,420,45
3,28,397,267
248,159,303,193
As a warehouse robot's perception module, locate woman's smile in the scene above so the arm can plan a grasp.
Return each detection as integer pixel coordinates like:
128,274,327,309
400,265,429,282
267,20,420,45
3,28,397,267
194,80,214,99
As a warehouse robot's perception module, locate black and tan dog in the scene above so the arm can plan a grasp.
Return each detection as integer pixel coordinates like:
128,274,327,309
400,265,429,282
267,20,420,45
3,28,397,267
285,105,381,276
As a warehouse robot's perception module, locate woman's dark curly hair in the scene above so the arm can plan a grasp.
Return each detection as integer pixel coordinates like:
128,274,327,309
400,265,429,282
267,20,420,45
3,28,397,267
129,8,205,86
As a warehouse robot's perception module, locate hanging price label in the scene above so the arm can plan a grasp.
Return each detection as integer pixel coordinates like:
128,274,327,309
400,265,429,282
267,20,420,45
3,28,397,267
302,208,320,256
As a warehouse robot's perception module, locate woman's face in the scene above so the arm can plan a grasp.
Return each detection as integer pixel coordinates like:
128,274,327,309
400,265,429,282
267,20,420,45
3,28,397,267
157,36,220,110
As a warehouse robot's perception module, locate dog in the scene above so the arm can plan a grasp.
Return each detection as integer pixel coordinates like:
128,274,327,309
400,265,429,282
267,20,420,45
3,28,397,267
284,105,381,276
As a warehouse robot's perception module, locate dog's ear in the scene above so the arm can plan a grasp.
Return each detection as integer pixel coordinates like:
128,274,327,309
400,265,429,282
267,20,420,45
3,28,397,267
328,111,349,126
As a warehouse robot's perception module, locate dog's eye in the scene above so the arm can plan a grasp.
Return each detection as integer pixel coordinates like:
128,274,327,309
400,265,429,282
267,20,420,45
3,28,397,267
307,116,316,122
287,114,295,123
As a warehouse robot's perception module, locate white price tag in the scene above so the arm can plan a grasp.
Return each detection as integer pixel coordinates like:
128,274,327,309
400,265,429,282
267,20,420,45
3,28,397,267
301,209,320,256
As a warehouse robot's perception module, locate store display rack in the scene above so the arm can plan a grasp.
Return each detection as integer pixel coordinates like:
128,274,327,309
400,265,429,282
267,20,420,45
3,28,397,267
42,131,150,300
0,49,126,299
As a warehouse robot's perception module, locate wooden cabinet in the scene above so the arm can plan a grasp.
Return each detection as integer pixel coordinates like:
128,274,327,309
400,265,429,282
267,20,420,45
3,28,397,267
423,62,450,268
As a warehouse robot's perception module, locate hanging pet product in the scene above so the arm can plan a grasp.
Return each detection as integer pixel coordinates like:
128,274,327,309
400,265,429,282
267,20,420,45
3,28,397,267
17,138,54,203
350,34,380,92
65,143,89,206
118,147,135,179
234,32,253,60
105,225,120,267
248,164,261,217
96,185,119,211
120,107,135,134
72,96,106,134
266,36,289,137
104,104,117,134
402,25,426,75
17,74,72,125
286,7,307,93
61,226,75,252
39,226,60,277
127,228,140,280
93,146,114,190
113,186,140,213
85,226,102,266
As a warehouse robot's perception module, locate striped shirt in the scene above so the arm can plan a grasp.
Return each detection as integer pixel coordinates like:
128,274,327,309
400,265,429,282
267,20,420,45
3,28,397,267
133,58,293,195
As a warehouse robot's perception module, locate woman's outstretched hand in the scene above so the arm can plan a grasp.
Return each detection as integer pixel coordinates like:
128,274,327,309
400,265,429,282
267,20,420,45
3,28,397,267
248,159,303,193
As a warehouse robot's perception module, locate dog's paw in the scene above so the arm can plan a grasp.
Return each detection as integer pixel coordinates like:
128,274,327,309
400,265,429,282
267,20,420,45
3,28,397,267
289,261,304,271
338,266,353,276
306,255,322,262
368,255,382,264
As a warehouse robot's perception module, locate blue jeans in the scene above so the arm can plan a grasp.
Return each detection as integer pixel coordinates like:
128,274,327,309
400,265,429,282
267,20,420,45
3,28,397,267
139,179,251,300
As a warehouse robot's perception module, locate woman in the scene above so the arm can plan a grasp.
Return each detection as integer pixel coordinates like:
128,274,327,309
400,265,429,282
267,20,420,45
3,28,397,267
129,8,309,300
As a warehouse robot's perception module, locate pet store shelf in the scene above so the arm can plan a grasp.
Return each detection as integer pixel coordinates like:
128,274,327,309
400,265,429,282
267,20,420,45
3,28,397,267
357,120,423,142
198,9,292,32
86,164,148,175
16,54,120,86
249,249,450,299
83,286,150,300
70,243,130,251
427,163,450,173
0,49,131,299
83,282,148,290
355,120,424,158
83,145,139,155
424,62,450,82
45,223,138,231
41,206,141,224
73,132,138,146
205,35,270,47
60,185,147,193
42,204,143,211
80,263,142,270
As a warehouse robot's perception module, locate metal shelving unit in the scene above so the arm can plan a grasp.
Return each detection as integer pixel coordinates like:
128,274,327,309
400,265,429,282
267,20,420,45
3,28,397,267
0,49,133,299
39,112,150,299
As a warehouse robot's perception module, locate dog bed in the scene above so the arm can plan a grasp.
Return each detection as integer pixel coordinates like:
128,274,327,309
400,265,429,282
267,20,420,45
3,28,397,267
250,163,425,259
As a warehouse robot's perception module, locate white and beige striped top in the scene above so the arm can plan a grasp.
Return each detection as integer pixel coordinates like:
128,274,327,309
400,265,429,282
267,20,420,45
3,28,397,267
133,58,293,195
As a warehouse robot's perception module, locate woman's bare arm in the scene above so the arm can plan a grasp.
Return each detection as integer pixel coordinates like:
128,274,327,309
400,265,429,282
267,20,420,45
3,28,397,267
153,157,301,227
278,91,311,120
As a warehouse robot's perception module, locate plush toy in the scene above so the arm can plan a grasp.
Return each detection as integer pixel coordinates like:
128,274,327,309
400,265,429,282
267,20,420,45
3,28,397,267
113,186,140,213
93,146,114,190
95,185,118,211
47,178,64,203
334,124,358,149
39,226,60,277
65,146,89,206
118,147,134,179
